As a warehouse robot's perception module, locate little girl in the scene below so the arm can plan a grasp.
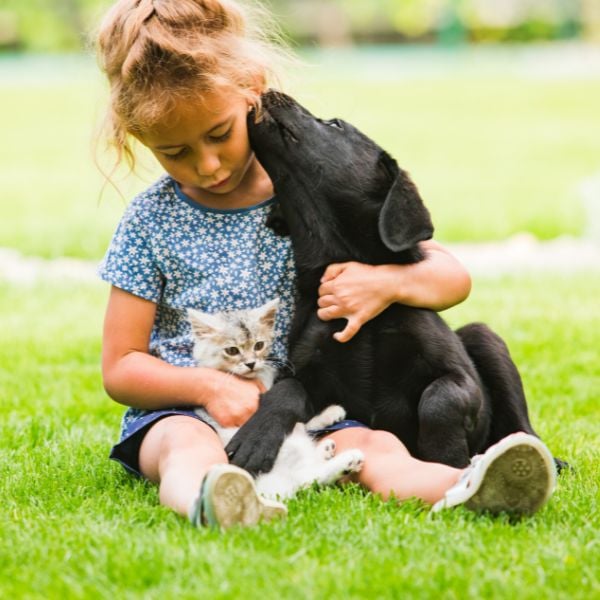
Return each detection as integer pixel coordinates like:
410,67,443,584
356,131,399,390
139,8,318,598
96,0,556,529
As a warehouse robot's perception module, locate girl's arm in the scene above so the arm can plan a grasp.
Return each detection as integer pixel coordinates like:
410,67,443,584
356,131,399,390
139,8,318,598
317,240,471,343
101,286,262,427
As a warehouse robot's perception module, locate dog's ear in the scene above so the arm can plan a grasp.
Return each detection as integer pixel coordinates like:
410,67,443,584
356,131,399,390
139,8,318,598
378,169,434,252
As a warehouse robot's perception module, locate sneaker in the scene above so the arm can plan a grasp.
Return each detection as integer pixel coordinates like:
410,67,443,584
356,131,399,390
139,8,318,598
189,464,287,530
432,433,557,515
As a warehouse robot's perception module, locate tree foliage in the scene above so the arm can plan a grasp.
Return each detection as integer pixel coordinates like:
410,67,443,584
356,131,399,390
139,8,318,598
0,0,590,52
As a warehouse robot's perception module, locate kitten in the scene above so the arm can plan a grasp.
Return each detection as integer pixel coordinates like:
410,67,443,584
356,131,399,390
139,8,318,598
187,299,364,499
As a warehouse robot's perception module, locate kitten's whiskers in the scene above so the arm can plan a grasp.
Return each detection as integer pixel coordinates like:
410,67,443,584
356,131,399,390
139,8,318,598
266,357,296,376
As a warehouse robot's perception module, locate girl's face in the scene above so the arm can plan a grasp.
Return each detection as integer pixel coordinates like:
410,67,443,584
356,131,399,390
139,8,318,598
137,90,265,207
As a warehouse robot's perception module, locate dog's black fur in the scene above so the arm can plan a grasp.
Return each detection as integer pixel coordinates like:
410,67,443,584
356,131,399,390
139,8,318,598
226,91,558,474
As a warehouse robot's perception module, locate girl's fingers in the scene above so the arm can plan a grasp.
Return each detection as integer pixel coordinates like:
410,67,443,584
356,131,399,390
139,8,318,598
333,318,361,343
317,306,340,321
317,294,337,308
318,307,365,342
317,280,333,297
253,379,267,394
320,262,347,283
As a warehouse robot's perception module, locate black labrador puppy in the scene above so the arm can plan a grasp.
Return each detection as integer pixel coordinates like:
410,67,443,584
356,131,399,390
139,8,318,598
226,90,557,474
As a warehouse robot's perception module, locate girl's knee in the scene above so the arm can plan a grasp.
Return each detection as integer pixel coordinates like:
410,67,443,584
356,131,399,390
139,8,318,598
361,429,409,456
331,427,410,457
140,416,225,480
167,418,218,445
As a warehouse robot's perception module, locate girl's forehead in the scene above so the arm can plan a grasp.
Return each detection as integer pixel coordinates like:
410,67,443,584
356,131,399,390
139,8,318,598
140,91,247,142
179,90,245,121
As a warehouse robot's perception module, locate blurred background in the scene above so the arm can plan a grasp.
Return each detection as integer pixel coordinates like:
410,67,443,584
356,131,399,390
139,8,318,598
2,0,599,51
1,0,600,260
2,9,598,591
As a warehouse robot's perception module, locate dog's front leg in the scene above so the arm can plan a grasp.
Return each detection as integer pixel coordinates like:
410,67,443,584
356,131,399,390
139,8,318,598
416,373,486,468
226,378,313,475
289,310,334,371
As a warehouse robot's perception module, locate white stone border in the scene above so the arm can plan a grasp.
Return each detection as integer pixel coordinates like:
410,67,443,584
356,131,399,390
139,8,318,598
0,248,99,285
1,234,599,285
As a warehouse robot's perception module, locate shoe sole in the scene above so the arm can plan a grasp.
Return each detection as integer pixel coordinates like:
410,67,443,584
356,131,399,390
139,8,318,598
465,439,556,515
204,466,287,530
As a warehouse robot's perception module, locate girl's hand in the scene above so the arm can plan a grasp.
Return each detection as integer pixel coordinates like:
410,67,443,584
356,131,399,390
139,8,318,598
202,375,266,428
317,262,396,343
316,242,471,344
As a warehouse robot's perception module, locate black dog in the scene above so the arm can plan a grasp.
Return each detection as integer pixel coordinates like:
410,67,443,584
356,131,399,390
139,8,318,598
226,91,556,474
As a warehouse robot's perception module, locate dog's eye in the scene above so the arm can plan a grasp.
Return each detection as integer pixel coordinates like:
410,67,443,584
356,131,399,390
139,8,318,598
279,124,299,144
324,118,344,130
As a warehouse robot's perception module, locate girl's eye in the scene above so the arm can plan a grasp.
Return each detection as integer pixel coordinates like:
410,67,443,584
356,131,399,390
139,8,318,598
163,148,188,160
209,129,232,143
254,341,265,351
224,347,240,356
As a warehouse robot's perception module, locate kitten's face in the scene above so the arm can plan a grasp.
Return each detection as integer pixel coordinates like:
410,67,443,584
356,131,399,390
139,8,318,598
188,299,278,379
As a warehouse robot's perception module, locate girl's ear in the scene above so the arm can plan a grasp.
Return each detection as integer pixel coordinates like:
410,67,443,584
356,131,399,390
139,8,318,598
187,309,221,338
247,78,265,111
378,171,434,252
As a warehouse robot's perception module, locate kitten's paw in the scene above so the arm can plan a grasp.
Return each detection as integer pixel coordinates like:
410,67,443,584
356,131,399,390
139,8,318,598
319,438,336,460
321,405,346,425
342,450,365,475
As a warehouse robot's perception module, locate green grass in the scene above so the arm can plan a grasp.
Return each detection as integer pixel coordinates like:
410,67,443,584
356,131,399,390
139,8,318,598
1,46,598,598
1,275,598,599
1,48,600,259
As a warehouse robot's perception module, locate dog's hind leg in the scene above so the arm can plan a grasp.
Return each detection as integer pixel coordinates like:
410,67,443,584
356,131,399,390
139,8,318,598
417,373,487,468
455,323,537,445
454,324,571,472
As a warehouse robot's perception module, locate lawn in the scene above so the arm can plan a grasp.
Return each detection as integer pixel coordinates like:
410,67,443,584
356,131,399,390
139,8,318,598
1,45,599,599
0,274,598,599
1,47,600,259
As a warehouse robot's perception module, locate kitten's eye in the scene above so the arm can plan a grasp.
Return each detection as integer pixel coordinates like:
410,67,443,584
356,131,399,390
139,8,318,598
224,347,240,356
254,341,265,351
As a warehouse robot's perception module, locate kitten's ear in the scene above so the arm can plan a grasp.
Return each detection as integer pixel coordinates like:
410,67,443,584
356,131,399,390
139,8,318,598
256,298,280,328
187,309,221,338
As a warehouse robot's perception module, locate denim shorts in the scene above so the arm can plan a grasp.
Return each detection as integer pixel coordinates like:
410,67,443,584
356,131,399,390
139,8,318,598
109,408,369,478
109,408,212,477
308,419,369,438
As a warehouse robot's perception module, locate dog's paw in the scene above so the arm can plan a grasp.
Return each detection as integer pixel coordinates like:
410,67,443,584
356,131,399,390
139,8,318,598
319,438,336,460
342,450,365,474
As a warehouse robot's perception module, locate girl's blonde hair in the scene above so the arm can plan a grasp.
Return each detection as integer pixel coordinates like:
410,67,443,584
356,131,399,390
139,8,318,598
96,0,287,168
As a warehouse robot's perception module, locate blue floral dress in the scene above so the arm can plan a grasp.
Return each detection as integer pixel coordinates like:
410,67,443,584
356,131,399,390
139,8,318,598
98,175,297,445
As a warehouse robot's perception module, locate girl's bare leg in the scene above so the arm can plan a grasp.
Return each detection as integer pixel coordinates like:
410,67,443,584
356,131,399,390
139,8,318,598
139,415,227,517
324,428,463,504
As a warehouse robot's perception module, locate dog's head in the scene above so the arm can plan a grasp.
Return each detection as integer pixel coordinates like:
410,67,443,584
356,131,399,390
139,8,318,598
248,91,433,261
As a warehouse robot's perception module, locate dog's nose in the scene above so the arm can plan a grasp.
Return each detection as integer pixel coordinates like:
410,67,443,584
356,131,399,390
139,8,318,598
245,362,256,371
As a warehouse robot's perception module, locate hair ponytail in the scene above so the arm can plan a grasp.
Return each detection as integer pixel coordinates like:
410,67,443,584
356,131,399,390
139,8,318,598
96,0,290,170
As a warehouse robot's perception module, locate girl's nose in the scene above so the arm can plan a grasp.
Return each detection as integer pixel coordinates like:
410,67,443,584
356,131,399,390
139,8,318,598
196,150,220,177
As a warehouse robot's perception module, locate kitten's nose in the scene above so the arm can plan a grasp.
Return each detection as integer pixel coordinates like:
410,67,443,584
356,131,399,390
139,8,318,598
245,362,256,371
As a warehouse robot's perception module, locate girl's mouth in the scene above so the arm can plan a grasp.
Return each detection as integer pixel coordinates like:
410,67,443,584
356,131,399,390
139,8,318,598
207,176,231,190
